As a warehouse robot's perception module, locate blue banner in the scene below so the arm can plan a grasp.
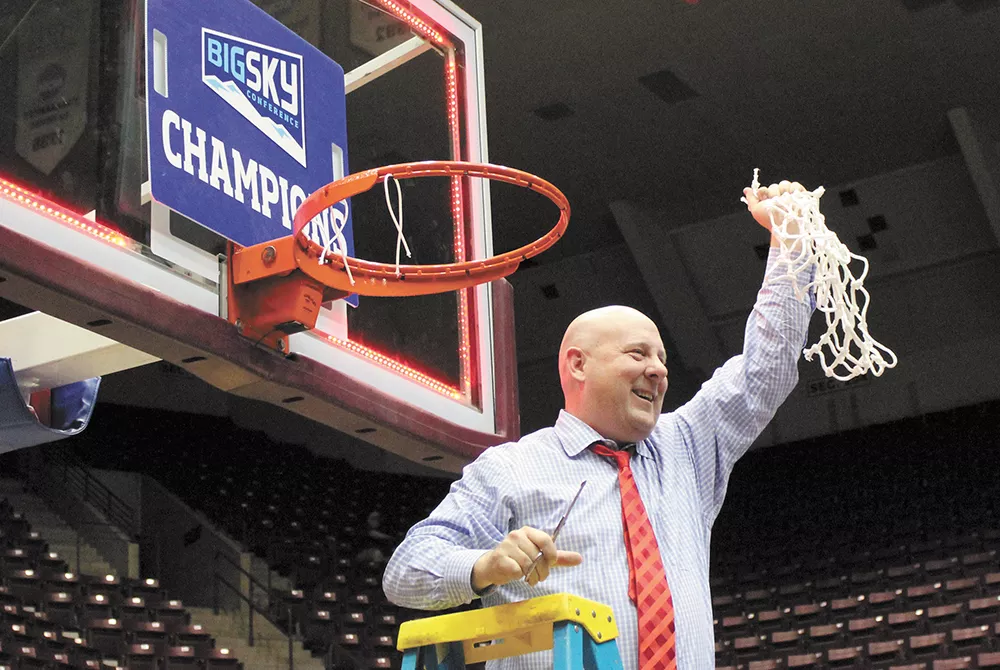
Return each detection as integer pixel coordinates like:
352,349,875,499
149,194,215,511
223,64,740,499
146,0,354,265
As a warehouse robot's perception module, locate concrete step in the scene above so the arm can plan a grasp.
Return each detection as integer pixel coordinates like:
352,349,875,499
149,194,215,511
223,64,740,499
0,478,116,578
188,606,324,670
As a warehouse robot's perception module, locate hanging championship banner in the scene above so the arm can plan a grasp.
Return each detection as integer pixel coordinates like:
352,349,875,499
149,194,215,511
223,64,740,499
15,0,91,175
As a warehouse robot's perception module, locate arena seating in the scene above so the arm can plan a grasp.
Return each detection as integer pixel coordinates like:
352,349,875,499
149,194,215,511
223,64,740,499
56,409,456,669
709,401,1000,668
53,398,1000,669
0,496,242,669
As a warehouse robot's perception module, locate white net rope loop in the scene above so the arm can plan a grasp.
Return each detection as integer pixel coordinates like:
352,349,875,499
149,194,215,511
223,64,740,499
383,174,412,276
315,174,414,286
318,202,355,287
744,169,898,382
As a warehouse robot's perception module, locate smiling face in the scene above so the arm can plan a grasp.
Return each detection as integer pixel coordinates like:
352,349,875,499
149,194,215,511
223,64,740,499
560,307,668,443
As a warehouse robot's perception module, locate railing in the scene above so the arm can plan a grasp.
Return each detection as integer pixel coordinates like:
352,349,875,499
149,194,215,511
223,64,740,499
325,639,365,670
213,551,300,669
264,537,338,594
32,445,139,538
212,551,366,670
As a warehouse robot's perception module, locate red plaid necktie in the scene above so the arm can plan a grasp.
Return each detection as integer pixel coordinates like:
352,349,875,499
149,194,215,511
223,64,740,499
592,440,677,670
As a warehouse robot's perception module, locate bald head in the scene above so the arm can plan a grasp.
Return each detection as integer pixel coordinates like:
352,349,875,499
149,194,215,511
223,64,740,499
559,306,654,388
558,306,668,442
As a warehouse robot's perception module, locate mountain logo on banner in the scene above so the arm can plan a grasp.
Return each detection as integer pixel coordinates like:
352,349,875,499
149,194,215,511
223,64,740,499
201,28,307,167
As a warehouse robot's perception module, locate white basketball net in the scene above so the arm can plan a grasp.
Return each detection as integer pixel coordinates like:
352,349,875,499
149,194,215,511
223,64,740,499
745,169,898,381
317,175,412,286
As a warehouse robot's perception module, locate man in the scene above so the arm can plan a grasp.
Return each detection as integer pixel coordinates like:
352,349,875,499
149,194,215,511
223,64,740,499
383,181,816,669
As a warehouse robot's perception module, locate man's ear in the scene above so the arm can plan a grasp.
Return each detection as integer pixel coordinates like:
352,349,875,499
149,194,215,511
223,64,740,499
565,346,587,382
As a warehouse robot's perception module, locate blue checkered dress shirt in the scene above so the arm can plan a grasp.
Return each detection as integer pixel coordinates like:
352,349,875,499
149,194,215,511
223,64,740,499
384,249,814,669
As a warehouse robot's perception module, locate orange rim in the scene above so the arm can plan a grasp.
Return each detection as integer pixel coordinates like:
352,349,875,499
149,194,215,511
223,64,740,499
290,161,570,297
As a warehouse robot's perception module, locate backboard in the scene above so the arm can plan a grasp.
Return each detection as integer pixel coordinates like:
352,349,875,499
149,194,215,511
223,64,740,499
0,0,516,472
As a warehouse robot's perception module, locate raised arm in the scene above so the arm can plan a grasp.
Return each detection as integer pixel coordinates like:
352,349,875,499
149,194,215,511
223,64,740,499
672,180,815,524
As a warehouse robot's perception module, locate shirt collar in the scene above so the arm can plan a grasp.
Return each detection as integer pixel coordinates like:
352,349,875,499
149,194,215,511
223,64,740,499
554,410,653,460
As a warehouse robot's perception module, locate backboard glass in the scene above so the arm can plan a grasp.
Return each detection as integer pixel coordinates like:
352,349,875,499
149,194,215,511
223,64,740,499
0,0,516,472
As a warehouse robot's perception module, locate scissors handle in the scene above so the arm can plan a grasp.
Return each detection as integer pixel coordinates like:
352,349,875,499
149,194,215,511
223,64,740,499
524,480,586,581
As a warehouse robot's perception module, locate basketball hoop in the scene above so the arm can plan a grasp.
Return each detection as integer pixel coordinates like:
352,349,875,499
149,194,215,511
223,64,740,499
227,161,569,351
289,161,570,297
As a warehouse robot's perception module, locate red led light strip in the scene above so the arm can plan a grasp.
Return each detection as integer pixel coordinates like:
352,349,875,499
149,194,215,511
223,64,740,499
445,53,473,399
0,177,131,248
367,0,475,400
1,176,467,401
320,332,462,400
370,0,453,48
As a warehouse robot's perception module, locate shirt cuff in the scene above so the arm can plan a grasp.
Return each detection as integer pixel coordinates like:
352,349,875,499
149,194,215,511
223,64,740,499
442,548,494,603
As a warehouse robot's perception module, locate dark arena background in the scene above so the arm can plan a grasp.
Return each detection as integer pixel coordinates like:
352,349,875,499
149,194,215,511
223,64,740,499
3,0,1000,669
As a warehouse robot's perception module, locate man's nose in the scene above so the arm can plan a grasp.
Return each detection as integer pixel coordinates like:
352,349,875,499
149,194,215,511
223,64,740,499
648,359,667,380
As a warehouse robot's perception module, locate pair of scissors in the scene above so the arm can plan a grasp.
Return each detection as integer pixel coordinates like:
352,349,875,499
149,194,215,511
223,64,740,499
524,480,587,582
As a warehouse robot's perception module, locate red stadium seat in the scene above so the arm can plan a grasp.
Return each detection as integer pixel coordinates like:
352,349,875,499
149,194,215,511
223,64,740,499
813,576,848,598
931,658,974,670
906,582,943,605
808,623,845,649
825,645,863,666
787,652,823,668
945,577,978,598
829,596,864,618
790,602,824,624
338,632,362,649
743,588,773,609
771,629,804,650
867,639,905,663
79,593,114,621
203,647,241,668
85,618,126,658
165,645,200,668
848,616,885,641
967,595,1000,621
172,624,213,654
119,595,150,622
754,608,785,631
778,582,809,600
127,620,169,647
924,558,960,578
978,652,1000,668
720,614,751,634
949,624,991,650
962,551,996,569
887,610,925,634
908,632,947,657
926,603,963,631
125,643,161,670
850,570,881,589
733,635,765,657
886,563,922,585
982,572,1000,595
868,590,903,611
6,569,42,606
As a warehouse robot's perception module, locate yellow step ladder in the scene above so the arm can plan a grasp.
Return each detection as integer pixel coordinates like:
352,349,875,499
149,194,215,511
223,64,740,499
397,593,624,669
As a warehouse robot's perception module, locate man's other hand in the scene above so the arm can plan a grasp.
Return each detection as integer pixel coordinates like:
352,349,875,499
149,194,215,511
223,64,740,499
743,180,808,240
472,526,583,590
